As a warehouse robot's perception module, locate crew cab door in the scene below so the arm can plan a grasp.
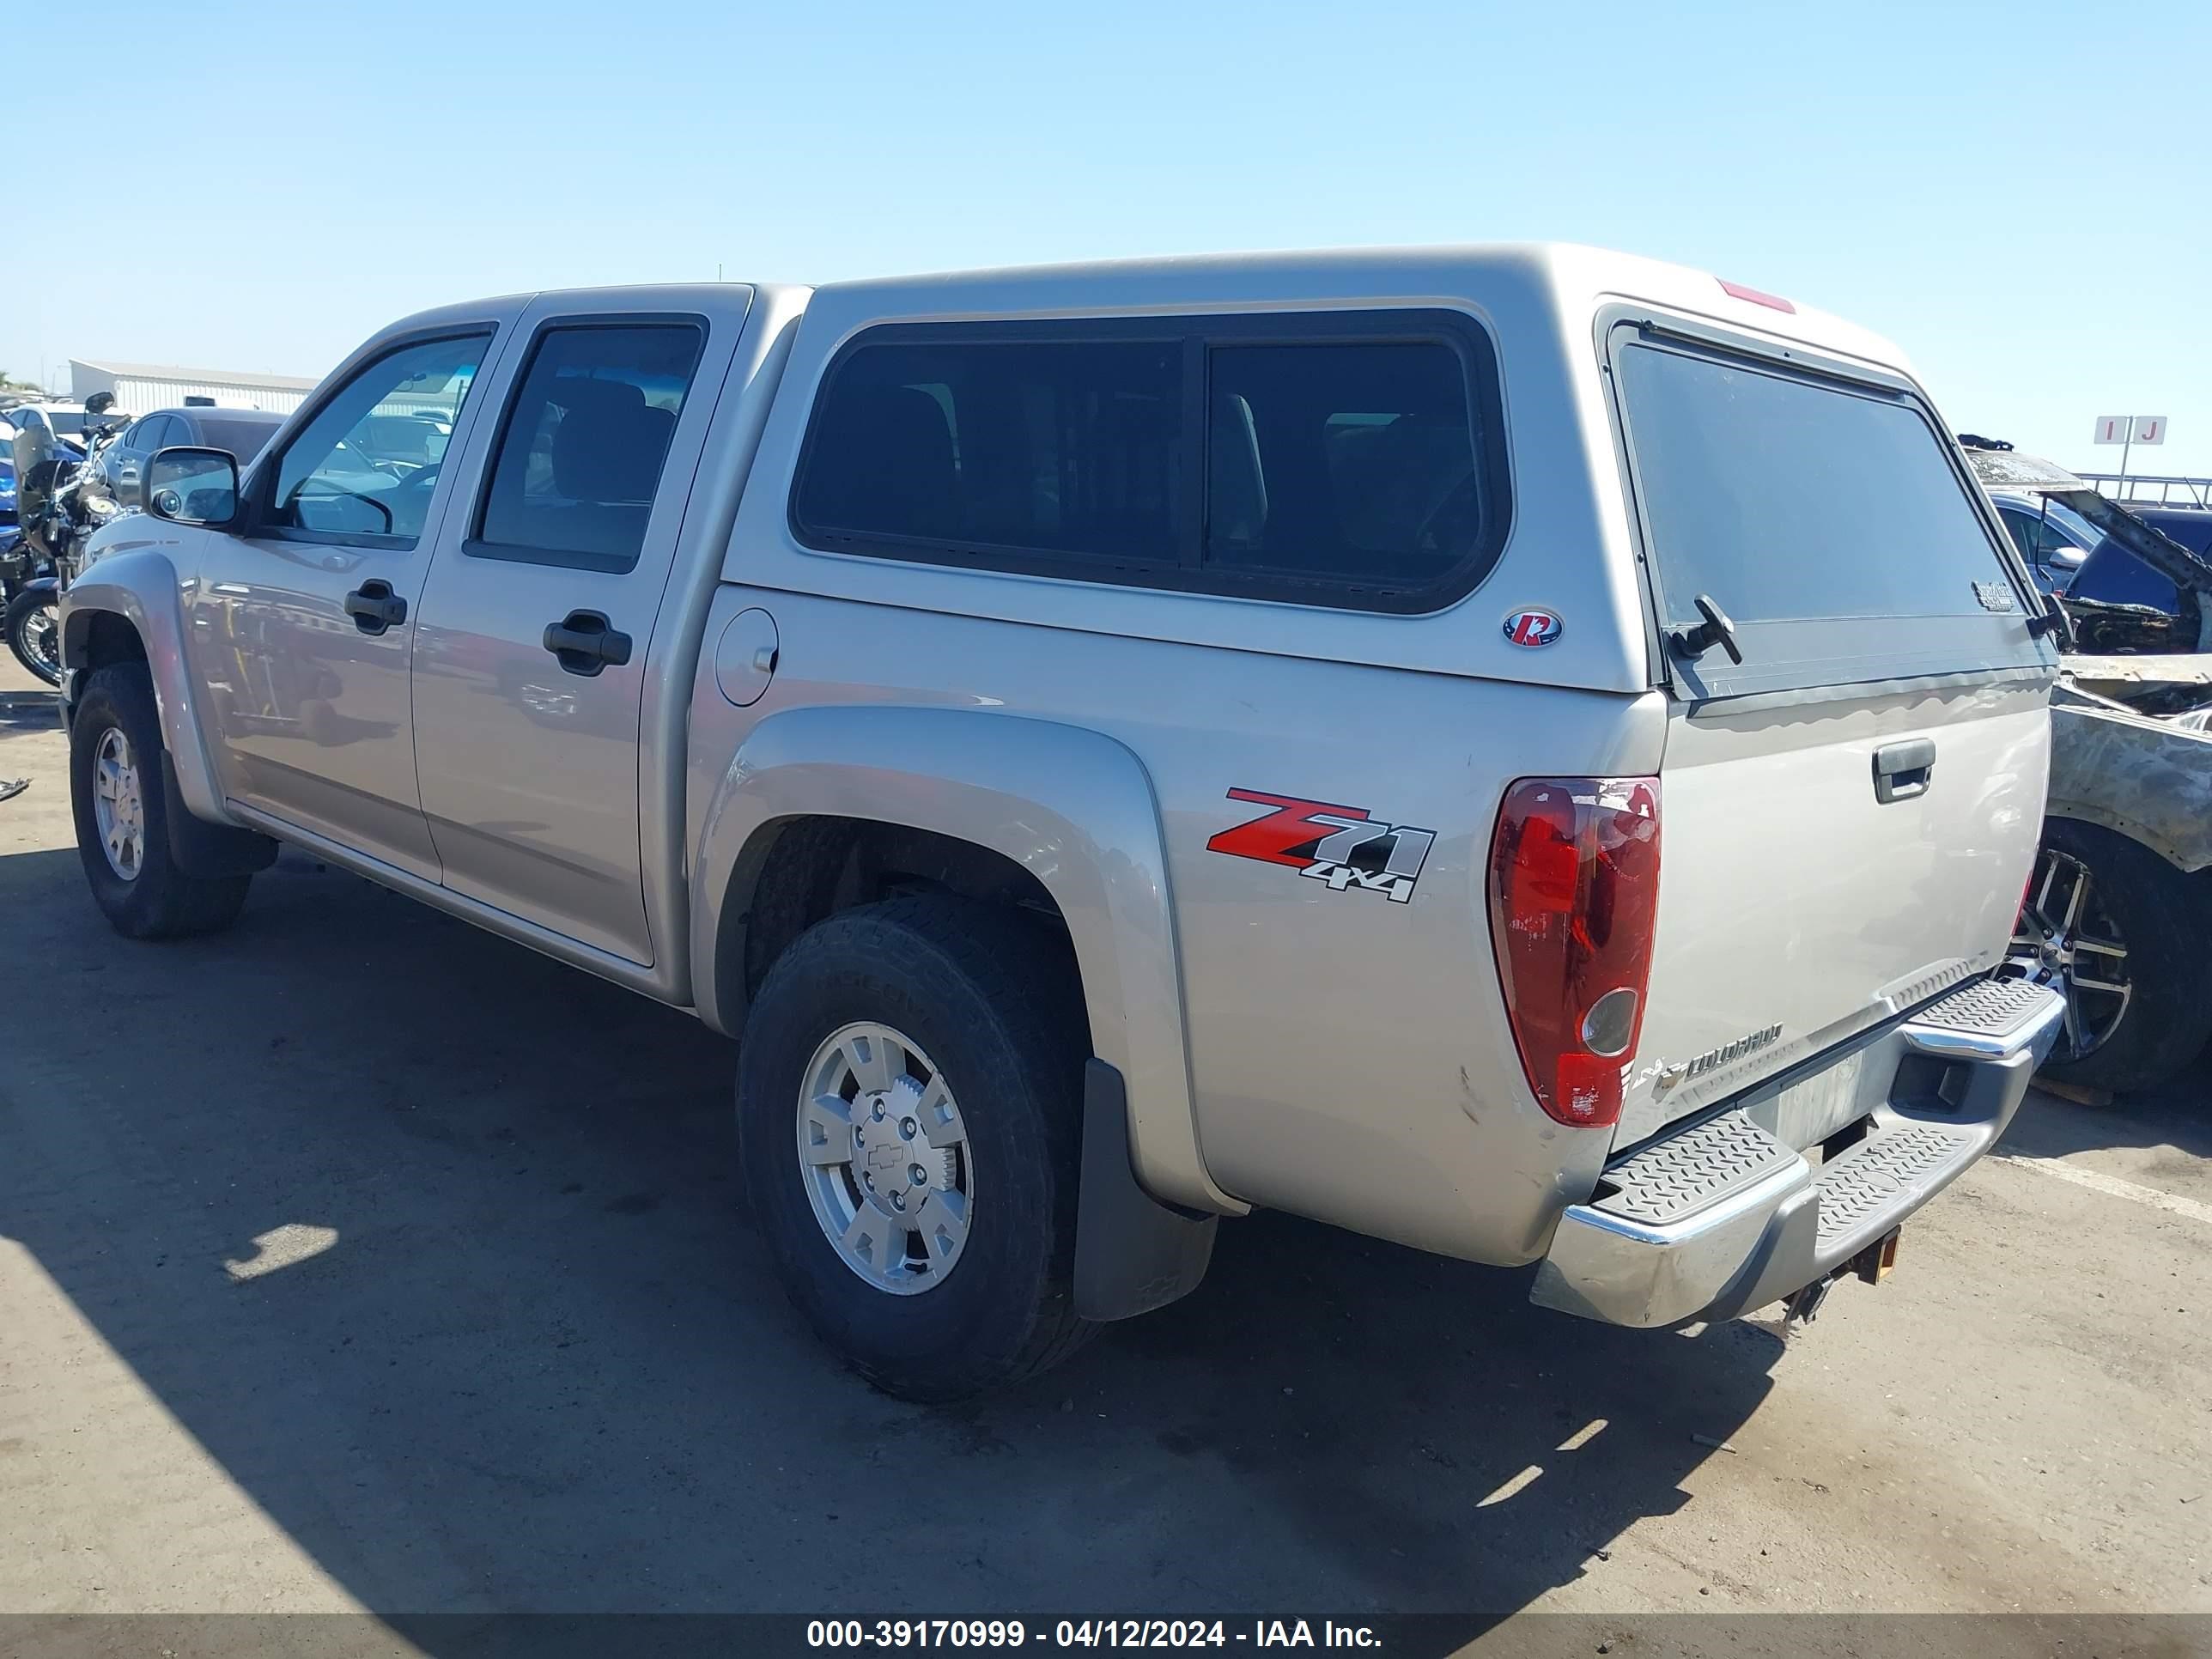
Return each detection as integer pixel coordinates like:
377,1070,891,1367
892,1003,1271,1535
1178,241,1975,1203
185,323,511,880
408,290,749,963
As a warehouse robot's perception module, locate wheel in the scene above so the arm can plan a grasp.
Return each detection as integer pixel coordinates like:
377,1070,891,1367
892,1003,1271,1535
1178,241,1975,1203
5,588,62,686
737,895,1095,1401
2015,819,2212,1093
70,663,252,939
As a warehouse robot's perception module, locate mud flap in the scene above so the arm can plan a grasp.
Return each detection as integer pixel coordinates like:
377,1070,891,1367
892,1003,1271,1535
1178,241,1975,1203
1074,1058,1218,1322
161,754,277,878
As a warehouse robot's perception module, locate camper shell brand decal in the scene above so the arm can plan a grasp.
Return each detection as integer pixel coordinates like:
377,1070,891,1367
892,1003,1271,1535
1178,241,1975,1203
1656,1024,1784,1091
1206,789,1436,904
1503,608,1563,647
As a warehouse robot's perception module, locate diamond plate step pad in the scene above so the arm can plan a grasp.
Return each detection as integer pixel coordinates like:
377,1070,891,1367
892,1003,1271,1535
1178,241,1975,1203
1907,976,2051,1038
1595,1110,1799,1228
1814,1121,1974,1252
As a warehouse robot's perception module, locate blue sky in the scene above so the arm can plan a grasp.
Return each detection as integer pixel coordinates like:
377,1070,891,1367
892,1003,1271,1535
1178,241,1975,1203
10,0,2209,476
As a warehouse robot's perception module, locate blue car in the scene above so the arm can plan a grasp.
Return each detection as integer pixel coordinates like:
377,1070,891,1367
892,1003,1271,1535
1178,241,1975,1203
0,455,16,526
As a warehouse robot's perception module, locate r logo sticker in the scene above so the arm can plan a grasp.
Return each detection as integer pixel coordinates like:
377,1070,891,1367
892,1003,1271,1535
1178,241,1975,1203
1206,789,1436,905
1504,609,1563,648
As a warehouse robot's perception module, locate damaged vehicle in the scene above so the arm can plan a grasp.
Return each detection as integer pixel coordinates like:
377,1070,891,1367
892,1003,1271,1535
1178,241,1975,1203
1967,441,2212,1091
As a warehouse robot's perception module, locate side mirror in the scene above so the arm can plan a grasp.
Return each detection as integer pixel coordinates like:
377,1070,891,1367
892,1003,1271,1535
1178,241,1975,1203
84,391,116,416
145,447,240,527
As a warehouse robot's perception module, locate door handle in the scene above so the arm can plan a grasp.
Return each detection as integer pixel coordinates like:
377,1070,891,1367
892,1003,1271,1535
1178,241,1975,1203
343,580,407,635
542,610,632,677
1873,738,1936,804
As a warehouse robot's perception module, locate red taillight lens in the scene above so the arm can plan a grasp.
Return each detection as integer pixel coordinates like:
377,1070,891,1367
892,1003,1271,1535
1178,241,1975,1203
1488,777,1662,1128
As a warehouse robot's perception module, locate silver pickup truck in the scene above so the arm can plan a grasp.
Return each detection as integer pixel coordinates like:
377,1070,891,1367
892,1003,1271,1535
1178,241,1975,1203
60,246,2064,1399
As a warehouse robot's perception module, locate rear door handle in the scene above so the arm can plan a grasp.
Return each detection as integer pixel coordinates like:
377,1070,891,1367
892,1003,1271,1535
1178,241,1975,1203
1873,738,1936,804
542,610,632,677
343,580,406,635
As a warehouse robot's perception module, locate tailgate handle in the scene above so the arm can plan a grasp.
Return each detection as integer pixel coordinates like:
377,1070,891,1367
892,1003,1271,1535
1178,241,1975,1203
1873,738,1936,804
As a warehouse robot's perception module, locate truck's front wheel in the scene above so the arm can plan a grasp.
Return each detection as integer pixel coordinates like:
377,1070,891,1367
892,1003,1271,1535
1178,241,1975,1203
70,663,251,939
737,896,1094,1401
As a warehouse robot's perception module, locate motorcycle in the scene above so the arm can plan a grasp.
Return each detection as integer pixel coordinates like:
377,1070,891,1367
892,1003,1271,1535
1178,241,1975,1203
8,392,125,686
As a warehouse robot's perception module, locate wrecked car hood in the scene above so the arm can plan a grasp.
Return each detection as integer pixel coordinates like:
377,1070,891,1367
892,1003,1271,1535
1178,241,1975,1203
2050,657,2212,872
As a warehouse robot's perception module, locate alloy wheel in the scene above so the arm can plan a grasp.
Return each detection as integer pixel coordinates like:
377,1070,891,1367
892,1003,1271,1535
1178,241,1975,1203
2012,846,2130,1062
89,726,147,882
795,1021,974,1295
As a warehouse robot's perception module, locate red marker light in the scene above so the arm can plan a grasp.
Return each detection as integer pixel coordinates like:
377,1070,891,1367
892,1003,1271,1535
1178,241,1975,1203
1718,278,1796,314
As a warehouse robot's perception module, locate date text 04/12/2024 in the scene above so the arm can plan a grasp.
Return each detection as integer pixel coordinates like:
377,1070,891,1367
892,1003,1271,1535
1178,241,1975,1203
805,1620,1382,1649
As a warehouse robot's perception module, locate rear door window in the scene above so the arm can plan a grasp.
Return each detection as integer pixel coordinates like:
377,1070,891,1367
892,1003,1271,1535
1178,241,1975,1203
472,322,706,572
1615,335,2043,696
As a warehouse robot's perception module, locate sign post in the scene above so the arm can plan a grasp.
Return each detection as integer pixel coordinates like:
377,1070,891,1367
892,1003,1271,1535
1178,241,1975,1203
2094,416,2170,488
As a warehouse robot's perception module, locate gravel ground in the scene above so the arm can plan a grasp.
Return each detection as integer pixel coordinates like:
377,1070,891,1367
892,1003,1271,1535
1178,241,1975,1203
2,657,2207,1656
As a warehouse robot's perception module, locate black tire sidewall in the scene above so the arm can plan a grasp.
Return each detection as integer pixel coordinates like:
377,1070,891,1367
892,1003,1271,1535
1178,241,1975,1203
738,901,1079,1400
6,590,61,685
2039,817,2212,1092
70,663,244,939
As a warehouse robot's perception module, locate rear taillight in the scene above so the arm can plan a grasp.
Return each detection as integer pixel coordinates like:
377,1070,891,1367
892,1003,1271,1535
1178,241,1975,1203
1488,777,1662,1128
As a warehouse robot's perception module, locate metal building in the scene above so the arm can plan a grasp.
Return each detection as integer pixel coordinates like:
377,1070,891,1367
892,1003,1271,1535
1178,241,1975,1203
67,359,320,417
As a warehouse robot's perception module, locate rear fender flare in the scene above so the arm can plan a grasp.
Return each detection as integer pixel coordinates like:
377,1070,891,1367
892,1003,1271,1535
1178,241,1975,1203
690,703,1239,1215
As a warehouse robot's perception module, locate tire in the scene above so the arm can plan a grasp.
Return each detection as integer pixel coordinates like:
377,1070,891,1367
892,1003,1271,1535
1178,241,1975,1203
5,587,62,686
2031,818,2212,1093
70,663,252,939
737,895,1096,1401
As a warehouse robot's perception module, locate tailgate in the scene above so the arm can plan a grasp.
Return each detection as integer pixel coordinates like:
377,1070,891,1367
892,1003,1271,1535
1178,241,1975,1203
1605,315,2056,1147
1620,682,2049,1145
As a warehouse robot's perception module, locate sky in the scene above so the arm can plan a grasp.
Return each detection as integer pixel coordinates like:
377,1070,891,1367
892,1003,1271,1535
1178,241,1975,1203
9,0,2209,478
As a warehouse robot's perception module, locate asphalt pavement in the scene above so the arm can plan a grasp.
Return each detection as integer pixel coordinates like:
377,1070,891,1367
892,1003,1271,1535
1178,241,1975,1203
2,657,2207,1656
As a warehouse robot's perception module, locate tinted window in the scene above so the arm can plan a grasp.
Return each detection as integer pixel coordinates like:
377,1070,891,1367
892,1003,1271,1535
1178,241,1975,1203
1619,343,2017,633
196,416,281,462
2069,550,2182,616
138,415,178,450
475,323,704,571
792,315,1508,609
1205,342,1484,587
794,338,1180,563
270,335,488,542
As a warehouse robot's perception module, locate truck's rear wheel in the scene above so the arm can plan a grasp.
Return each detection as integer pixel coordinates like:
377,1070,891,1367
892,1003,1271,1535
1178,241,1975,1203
737,896,1094,1401
2023,819,2212,1094
70,663,251,939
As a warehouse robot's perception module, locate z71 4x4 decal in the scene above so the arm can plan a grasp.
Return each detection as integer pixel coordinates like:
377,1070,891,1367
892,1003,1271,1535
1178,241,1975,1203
1205,789,1436,904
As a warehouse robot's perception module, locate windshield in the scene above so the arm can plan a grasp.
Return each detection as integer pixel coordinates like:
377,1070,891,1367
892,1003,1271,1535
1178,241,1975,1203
45,410,88,435
1616,335,2041,694
197,416,283,462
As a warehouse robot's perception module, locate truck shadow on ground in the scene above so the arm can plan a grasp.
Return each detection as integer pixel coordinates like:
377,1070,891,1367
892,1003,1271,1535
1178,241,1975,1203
1,846,1783,1636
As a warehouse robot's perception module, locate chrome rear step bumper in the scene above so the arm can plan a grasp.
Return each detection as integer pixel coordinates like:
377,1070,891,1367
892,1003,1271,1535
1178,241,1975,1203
1532,977,2064,1328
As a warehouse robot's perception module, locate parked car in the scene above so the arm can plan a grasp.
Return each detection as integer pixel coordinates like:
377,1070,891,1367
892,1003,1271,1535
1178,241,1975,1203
1,454,15,526
2124,504,2212,559
96,408,289,508
1988,486,2100,595
1968,441,2212,1091
61,248,2061,1398
346,412,452,471
5,405,90,465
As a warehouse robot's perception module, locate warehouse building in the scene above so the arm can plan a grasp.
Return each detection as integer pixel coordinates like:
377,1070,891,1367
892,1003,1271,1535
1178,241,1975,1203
67,359,320,417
